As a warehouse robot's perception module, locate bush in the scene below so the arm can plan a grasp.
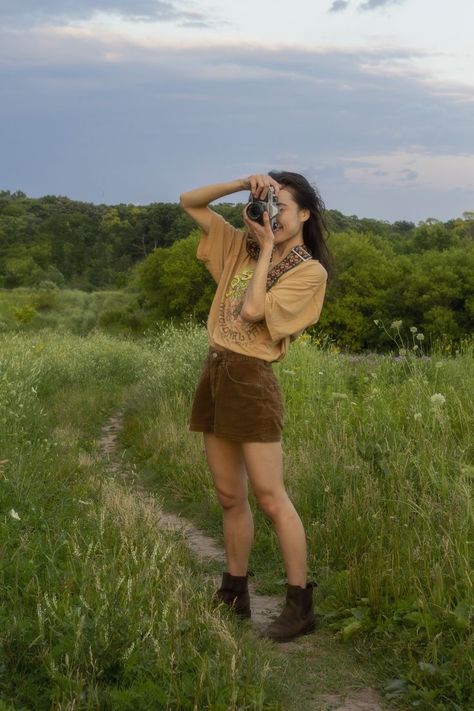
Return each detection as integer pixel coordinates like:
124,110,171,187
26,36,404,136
12,304,37,324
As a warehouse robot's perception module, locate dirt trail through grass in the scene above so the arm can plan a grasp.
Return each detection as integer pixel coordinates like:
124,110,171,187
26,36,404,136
98,410,394,711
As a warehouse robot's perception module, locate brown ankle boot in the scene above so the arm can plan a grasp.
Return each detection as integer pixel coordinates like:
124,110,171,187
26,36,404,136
214,572,251,619
261,582,316,642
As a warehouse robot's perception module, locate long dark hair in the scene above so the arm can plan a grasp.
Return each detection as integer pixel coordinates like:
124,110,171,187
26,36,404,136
269,170,333,281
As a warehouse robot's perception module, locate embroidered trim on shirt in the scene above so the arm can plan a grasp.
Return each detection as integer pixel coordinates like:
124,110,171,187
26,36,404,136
246,237,313,291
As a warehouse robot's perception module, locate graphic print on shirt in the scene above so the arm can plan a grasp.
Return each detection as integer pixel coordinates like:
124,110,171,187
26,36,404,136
218,267,266,343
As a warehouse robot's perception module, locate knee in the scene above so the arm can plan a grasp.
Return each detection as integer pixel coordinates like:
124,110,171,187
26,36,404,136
216,490,248,511
256,492,288,520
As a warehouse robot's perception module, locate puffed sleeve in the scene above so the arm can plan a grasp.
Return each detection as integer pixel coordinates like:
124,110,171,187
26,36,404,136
264,262,327,342
196,211,245,283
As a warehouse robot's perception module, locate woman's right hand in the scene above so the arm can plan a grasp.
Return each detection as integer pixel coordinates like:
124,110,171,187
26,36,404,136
244,174,281,199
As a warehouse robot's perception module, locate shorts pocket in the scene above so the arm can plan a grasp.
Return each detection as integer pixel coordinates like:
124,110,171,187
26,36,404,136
259,364,280,392
224,361,264,388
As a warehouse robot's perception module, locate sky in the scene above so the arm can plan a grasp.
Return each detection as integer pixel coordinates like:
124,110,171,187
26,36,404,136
0,0,473,222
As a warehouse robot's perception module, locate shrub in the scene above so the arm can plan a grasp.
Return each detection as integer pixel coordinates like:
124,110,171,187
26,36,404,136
12,305,37,324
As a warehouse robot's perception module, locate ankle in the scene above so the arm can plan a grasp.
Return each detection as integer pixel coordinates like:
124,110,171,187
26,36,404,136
226,570,248,581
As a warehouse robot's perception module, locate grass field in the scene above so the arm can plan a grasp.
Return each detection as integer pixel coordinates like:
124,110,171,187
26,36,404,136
0,330,287,710
120,323,473,710
1,323,472,709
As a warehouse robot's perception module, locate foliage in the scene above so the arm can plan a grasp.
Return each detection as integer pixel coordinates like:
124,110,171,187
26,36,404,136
0,192,243,291
133,230,215,321
0,289,152,337
1,190,474,348
316,235,474,351
13,304,37,325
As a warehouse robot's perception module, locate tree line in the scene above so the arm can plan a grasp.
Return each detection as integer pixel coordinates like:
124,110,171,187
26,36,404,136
1,190,473,350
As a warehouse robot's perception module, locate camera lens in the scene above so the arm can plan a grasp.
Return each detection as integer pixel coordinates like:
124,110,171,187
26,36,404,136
246,202,264,221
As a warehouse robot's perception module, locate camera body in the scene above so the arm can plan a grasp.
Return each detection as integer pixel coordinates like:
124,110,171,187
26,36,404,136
245,187,279,226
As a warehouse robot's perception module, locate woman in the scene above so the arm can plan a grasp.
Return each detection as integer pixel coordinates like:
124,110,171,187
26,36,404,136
179,172,332,642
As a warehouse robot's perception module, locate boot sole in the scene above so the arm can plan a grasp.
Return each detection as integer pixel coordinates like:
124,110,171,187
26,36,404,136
262,620,316,643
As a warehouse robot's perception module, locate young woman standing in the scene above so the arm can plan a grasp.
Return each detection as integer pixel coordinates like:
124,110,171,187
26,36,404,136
179,172,332,642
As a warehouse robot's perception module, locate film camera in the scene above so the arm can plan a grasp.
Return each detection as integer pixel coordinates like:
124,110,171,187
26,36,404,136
245,186,279,227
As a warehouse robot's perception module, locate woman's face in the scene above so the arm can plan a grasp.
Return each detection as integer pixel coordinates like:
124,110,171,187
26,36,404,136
272,188,309,244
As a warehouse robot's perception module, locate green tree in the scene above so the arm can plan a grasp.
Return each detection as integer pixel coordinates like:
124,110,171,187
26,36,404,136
134,230,215,321
319,231,397,351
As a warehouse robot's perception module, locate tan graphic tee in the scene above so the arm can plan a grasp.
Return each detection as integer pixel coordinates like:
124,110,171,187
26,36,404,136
197,211,328,362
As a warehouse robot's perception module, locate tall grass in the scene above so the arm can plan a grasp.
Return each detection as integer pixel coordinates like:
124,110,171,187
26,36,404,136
0,288,145,336
0,329,285,710
122,323,474,710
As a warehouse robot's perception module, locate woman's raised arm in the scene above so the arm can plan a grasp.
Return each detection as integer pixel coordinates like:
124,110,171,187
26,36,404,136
179,174,281,234
179,178,250,234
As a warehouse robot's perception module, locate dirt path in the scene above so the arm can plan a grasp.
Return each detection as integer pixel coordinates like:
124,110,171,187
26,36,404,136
98,410,393,711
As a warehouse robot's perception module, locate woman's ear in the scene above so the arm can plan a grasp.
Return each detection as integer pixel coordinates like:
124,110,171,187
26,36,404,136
300,209,310,223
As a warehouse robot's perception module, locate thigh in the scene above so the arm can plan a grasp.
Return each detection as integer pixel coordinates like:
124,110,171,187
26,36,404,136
204,433,248,504
241,441,286,500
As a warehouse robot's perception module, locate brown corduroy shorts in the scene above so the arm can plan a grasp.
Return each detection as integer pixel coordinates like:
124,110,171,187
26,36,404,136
189,348,284,442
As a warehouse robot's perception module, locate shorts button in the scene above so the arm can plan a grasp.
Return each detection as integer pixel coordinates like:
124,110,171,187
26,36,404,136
212,352,218,358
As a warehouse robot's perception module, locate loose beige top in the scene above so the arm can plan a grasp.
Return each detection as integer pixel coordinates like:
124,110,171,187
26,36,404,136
197,211,328,362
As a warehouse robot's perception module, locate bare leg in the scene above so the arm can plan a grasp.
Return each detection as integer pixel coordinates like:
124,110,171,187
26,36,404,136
242,441,307,587
204,433,254,576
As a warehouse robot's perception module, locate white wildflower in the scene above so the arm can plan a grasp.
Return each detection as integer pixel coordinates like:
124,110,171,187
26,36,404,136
390,320,403,329
373,319,380,325
9,509,21,520
410,326,418,333
414,412,422,421
282,369,296,376
399,348,407,356
416,333,425,341
430,393,446,406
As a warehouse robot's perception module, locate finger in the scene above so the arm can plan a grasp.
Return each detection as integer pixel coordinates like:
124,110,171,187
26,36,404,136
249,176,257,196
270,179,281,196
257,179,269,199
262,212,273,232
263,211,274,230
255,175,266,199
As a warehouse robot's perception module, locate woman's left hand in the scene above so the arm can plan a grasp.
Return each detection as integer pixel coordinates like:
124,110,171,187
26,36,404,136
243,209,275,254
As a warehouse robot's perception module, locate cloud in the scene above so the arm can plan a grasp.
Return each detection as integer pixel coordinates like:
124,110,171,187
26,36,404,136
328,1,350,11
0,0,213,27
358,0,404,10
0,28,472,221
397,168,418,182
328,0,406,12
